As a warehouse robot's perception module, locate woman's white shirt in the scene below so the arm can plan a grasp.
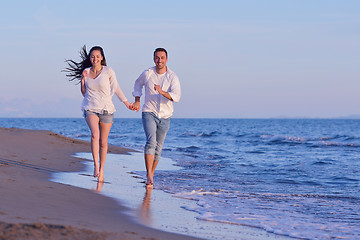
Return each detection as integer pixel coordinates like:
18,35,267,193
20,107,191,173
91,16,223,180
81,66,127,114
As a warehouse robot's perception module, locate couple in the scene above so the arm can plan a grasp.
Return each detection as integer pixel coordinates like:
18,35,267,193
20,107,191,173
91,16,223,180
64,46,181,187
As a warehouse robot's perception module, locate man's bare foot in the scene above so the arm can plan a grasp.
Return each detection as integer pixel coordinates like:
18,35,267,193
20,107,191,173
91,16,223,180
146,181,153,189
146,176,153,188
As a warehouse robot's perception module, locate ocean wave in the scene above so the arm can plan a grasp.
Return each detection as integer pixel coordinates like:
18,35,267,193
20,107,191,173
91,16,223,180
258,134,360,148
173,189,360,240
75,133,90,138
179,131,219,138
311,160,333,165
315,141,360,147
245,150,266,154
330,176,359,182
175,189,225,196
176,146,201,153
260,134,307,143
319,135,360,141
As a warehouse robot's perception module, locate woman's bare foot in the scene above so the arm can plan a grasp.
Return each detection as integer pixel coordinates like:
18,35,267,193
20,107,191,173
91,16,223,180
98,171,104,183
94,165,100,178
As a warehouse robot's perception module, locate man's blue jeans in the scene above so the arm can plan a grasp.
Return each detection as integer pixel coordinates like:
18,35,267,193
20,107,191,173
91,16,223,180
142,112,171,161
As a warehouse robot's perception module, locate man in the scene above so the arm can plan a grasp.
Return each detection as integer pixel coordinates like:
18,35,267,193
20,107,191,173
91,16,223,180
132,48,181,188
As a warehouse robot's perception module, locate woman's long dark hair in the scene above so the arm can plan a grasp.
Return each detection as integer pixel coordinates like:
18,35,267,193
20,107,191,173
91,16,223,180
63,45,107,84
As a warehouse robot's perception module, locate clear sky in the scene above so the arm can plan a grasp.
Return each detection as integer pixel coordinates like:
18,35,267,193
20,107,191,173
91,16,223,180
1,0,359,118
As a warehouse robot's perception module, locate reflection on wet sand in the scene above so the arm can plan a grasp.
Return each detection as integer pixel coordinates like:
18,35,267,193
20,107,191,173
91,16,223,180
139,187,153,225
94,181,104,192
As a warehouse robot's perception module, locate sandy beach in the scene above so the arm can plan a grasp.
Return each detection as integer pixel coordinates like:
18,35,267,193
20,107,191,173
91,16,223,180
0,127,201,240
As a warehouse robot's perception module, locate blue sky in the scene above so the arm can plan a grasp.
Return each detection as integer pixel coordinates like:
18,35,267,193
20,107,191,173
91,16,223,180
0,0,359,118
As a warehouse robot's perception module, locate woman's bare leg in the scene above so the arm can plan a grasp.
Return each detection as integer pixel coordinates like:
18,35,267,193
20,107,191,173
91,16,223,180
85,115,100,177
98,122,112,182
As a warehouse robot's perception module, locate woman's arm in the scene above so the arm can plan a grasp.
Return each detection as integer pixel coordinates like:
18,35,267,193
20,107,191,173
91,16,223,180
108,68,132,109
114,85,131,108
81,70,87,96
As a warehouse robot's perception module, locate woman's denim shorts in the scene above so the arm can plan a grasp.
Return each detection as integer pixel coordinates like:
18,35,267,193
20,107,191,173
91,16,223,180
83,110,114,123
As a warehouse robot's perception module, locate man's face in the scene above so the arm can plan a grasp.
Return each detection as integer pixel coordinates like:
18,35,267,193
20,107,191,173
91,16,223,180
154,51,168,70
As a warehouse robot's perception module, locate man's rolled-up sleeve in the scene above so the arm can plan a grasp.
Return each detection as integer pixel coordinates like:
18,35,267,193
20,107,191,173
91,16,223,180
132,72,146,97
168,76,181,102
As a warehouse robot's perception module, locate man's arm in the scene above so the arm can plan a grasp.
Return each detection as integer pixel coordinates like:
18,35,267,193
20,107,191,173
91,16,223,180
132,71,147,112
154,85,173,101
132,96,141,112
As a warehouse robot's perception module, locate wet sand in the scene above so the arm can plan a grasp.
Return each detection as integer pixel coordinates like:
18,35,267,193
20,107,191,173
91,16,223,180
0,127,200,240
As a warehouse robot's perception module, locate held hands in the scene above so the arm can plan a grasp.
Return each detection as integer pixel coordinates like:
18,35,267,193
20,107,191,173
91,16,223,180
124,101,139,112
124,101,132,110
130,101,140,112
125,84,163,112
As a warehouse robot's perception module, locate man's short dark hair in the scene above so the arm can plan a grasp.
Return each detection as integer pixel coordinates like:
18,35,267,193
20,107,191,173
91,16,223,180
154,48,168,58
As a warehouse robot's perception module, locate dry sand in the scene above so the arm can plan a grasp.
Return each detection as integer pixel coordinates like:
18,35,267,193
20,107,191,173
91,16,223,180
0,127,201,240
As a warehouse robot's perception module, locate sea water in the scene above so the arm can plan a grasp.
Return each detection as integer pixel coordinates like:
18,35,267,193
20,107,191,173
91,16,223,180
1,118,359,239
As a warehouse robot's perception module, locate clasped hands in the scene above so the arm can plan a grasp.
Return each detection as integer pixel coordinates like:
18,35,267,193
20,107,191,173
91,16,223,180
127,101,140,112
126,84,163,112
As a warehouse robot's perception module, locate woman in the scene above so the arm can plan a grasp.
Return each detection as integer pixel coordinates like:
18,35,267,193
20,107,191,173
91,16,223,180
64,45,132,182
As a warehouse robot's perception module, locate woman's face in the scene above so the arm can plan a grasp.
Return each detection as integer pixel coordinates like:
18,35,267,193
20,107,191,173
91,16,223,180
90,50,103,67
